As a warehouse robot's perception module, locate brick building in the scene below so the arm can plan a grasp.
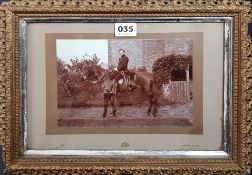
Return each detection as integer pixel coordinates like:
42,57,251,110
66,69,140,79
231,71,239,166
108,38,192,72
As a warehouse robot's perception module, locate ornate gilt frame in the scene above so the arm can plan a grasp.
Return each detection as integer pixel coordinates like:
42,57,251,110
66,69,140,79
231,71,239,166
0,0,251,174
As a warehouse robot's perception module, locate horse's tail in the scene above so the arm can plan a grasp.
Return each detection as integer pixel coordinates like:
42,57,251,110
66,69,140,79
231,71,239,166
153,74,163,90
149,79,154,92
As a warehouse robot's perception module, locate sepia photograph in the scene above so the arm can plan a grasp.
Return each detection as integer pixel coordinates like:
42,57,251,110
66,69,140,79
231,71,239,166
56,38,194,128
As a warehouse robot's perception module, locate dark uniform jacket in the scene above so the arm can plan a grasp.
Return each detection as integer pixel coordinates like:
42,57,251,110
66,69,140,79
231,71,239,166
117,55,129,71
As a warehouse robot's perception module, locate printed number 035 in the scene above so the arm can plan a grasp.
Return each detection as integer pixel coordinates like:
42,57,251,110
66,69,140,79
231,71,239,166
118,26,134,32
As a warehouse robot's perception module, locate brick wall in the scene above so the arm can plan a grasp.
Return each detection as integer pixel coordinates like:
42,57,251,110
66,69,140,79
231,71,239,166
108,38,192,72
108,40,142,69
142,40,164,72
164,38,193,55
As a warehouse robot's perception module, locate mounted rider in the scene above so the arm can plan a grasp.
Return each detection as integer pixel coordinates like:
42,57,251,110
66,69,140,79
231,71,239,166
113,49,132,93
117,49,129,75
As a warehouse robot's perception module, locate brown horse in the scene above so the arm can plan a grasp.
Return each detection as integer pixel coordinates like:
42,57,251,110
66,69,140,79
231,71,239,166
83,65,161,118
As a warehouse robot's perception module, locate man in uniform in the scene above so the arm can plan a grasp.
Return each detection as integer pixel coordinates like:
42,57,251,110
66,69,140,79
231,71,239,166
113,49,130,93
117,49,129,72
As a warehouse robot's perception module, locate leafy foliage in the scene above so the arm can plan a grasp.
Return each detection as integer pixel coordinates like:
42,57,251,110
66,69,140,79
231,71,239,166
152,54,192,85
57,57,104,107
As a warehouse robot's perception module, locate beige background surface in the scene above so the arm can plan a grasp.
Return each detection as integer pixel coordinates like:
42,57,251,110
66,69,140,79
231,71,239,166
27,23,223,151
45,33,203,134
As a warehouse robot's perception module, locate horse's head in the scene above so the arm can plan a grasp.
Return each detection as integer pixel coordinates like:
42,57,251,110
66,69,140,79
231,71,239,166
81,65,93,80
82,64,104,81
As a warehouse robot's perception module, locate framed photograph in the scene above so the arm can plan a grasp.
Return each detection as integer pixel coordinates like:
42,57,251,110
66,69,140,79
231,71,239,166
0,0,251,174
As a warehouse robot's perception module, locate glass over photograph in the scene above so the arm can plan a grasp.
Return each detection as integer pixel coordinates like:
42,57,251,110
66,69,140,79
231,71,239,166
26,22,223,150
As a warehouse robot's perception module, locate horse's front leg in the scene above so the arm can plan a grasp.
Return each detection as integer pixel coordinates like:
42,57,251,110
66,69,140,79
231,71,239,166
102,93,109,118
110,94,117,117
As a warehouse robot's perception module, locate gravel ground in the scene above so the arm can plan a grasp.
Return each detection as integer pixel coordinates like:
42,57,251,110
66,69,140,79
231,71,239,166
58,102,193,128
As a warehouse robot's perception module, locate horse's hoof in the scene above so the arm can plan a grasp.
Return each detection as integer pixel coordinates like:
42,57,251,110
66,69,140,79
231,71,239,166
102,114,106,118
110,112,115,117
153,114,157,117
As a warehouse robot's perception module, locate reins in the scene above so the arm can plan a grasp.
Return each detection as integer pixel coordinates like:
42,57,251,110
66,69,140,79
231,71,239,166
84,71,109,84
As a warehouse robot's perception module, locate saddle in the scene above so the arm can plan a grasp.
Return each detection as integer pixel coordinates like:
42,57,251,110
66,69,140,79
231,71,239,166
113,70,130,83
111,70,135,93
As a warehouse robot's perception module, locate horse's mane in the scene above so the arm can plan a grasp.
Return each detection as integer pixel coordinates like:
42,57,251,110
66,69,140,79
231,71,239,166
84,64,112,83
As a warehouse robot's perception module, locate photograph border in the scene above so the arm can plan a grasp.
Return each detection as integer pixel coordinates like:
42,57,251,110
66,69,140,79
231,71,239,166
45,32,202,135
0,0,251,174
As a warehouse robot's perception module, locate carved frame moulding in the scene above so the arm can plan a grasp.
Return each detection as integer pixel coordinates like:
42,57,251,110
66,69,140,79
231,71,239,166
0,0,251,174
